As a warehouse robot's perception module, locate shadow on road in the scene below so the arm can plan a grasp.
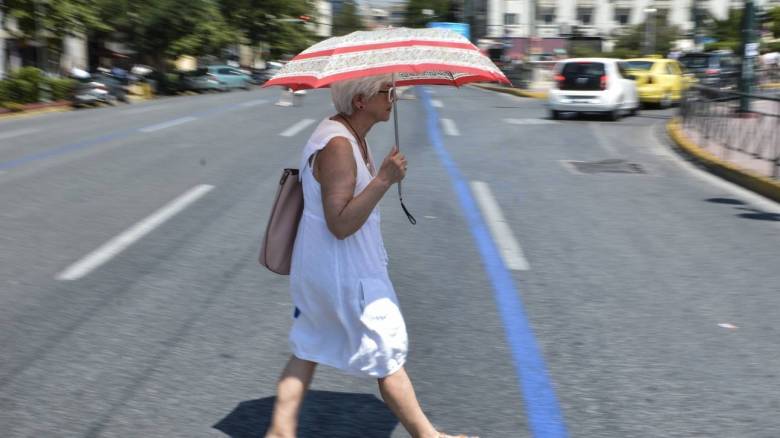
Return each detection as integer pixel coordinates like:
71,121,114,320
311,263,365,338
705,197,780,222
213,390,398,437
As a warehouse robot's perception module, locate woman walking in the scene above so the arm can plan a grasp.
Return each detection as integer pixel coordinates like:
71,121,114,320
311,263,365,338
265,74,474,438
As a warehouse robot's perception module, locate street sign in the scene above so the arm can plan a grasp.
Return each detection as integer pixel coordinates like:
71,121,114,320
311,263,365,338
426,22,470,40
746,42,759,57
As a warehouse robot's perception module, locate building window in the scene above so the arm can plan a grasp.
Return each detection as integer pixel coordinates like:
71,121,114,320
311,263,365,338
577,7,593,25
504,13,518,25
537,7,556,24
614,8,630,25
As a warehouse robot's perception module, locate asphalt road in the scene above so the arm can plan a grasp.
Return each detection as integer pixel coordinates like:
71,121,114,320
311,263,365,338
1,85,778,438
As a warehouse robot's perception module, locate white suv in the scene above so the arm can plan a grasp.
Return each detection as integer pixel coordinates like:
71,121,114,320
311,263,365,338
547,58,640,121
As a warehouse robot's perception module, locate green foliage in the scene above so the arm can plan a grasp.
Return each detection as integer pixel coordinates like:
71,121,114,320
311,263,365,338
613,17,681,56
404,0,452,28
47,78,77,101
90,0,238,71
219,0,314,56
709,8,742,45
704,41,740,52
0,67,44,103
333,0,364,36
1,0,108,39
767,7,780,38
1,102,26,112
766,41,780,52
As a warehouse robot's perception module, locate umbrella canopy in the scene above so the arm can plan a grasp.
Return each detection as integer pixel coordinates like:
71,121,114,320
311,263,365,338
262,27,509,90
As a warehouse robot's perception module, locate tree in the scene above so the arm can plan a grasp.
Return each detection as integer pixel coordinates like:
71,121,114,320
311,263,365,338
614,15,681,57
333,0,363,36
219,0,314,58
404,0,453,28
1,0,107,40
90,0,237,71
709,8,742,45
766,6,780,38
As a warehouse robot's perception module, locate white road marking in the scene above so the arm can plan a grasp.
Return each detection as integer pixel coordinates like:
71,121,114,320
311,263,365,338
589,123,618,155
503,118,557,125
280,118,315,137
140,116,197,133
441,118,460,136
240,99,269,108
0,127,40,141
123,104,171,115
558,160,581,175
57,184,214,281
470,181,530,271
718,323,739,330
431,99,443,108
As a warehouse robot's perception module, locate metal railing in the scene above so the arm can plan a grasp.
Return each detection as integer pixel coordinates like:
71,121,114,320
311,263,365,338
679,85,780,179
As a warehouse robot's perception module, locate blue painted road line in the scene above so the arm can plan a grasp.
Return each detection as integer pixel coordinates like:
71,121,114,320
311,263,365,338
0,100,250,172
419,87,568,438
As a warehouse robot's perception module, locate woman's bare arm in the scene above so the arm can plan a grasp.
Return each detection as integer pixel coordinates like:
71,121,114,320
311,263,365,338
316,137,406,239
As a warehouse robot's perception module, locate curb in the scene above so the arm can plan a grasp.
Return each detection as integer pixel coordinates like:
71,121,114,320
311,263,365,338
667,117,780,203
471,83,548,100
0,105,71,121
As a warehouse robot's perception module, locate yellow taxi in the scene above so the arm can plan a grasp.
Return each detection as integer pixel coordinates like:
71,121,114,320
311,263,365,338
624,57,695,108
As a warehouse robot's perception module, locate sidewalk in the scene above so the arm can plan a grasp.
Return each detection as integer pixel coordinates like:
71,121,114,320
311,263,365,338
667,111,780,203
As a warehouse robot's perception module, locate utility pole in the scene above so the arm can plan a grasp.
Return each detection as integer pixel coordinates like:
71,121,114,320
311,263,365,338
527,0,535,57
739,0,758,113
0,0,6,78
692,0,703,51
644,7,656,55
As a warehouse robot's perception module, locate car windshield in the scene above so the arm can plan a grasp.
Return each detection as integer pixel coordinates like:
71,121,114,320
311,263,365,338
679,55,711,69
626,61,654,71
559,62,606,91
183,68,208,77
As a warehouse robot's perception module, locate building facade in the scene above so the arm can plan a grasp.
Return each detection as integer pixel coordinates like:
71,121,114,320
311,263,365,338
486,0,780,39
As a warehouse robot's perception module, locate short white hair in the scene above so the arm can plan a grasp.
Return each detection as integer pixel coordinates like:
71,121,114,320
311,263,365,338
331,74,393,115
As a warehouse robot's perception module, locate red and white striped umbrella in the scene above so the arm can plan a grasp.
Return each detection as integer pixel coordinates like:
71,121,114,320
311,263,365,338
262,27,509,90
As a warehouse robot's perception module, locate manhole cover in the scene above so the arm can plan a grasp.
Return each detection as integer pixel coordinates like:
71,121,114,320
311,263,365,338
567,159,645,174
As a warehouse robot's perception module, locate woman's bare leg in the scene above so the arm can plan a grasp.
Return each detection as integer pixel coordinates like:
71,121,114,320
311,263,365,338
378,367,439,438
265,356,317,438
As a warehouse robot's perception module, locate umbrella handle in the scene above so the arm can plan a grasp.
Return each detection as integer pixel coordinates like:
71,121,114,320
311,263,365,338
392,74,416,225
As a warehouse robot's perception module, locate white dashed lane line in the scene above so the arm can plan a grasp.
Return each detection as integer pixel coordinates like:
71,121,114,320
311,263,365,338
431,99,443,108
0,127,40,141
470,181,530,271
140,116,198,133
240,99,269,108
503,118,558,125
280,118,316,137
57,184,215,281
441,118,460,136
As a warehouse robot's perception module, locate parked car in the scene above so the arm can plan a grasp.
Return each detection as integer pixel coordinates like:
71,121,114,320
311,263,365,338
178,68,228,92
625,57,695,108
547,58,640,120
206,65,252,90
678,51,740,90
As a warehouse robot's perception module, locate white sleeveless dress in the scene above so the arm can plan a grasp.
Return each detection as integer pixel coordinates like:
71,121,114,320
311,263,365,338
288,118,408,378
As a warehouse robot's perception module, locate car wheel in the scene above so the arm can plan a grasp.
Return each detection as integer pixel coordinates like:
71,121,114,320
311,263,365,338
630,106,639,116
607,109,620,121
550,110,560,120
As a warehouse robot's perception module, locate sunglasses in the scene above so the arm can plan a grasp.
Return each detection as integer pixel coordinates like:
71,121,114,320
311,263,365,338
377,87,396,103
